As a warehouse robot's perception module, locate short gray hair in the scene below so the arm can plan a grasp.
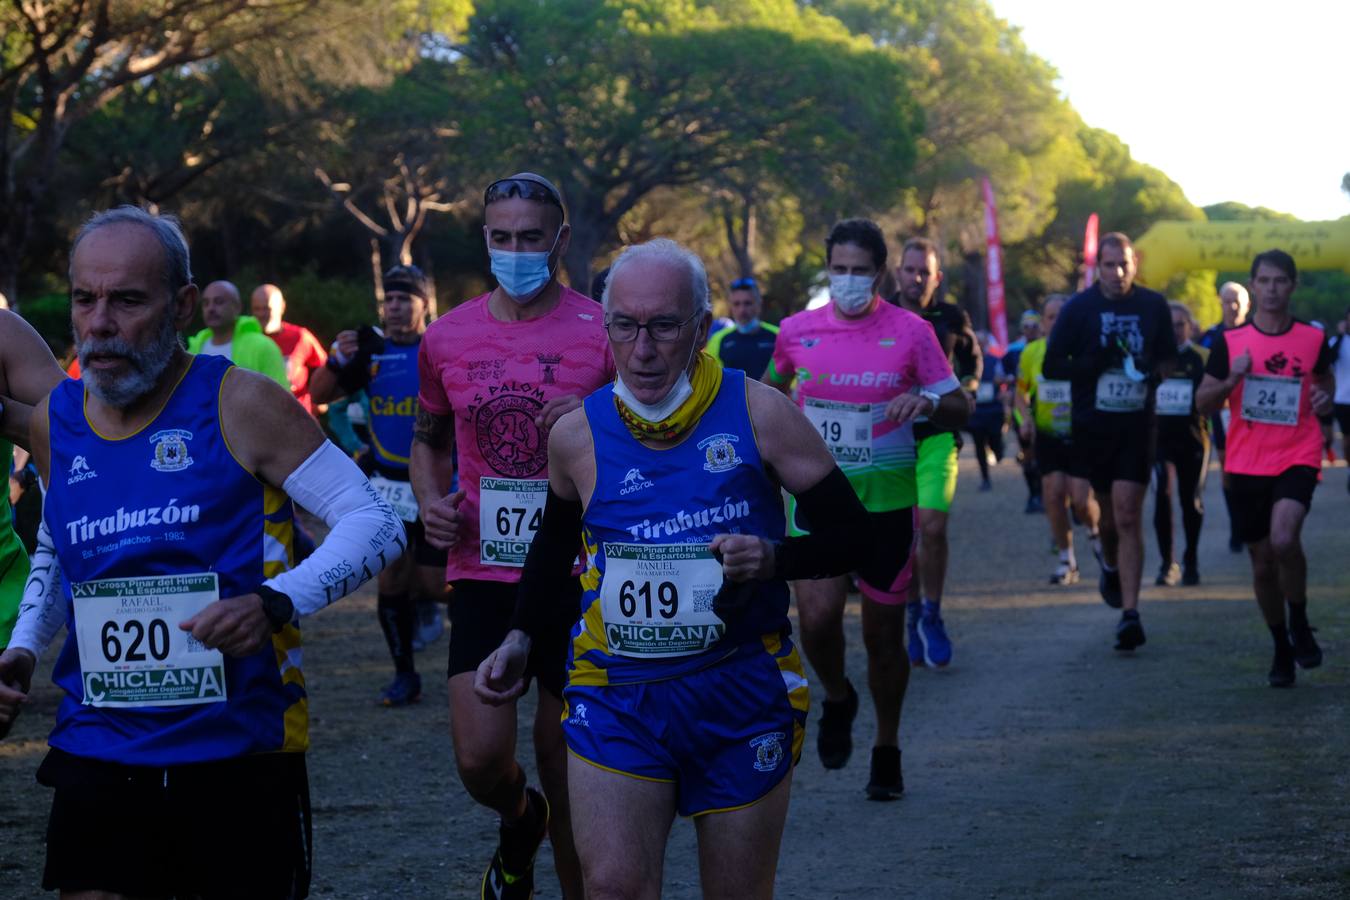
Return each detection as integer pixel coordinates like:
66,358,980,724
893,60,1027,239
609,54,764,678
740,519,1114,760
602,238,710,317
70,206,193,299
1218,281,1249,304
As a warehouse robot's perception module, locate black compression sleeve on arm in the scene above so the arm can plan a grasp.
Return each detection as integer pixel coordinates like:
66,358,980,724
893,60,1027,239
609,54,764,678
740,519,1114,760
774,466,871,581
510,487,585,642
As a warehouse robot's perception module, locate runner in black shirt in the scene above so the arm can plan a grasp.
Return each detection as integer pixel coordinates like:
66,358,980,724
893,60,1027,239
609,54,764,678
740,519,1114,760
1153,303,1209,587
1044,232,1176,651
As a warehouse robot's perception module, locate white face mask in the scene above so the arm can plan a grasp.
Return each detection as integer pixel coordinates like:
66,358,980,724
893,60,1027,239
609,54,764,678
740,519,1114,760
614,369,693,421
613,334,698,421
830,273,875,314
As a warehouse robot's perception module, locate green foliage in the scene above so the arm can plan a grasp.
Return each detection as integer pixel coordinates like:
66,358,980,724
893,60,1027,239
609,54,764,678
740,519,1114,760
1164,270,1222,329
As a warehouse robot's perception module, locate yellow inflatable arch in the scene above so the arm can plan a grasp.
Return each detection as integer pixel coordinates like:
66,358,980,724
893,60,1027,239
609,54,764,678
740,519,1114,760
1133,219,1350,288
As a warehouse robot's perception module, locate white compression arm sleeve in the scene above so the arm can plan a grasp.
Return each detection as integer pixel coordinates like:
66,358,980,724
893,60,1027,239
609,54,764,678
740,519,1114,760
265,440,406,618
8,521,67,658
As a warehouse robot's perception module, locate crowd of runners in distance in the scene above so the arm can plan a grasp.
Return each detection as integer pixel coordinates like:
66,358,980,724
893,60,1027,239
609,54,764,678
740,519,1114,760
0,170,1343,899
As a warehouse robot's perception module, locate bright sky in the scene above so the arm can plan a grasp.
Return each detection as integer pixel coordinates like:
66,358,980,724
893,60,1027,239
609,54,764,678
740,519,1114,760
988,0,1350,222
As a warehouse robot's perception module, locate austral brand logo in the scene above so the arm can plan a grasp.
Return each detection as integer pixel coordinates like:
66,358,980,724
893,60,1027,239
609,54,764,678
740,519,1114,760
699,433,742,473
67,455,97,485
149,429,194,472
567,702,590,728
619,467,654,495
750,732,786,773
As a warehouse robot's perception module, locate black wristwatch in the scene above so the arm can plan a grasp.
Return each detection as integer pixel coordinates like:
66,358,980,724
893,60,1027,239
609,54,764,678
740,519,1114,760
257,584,295,632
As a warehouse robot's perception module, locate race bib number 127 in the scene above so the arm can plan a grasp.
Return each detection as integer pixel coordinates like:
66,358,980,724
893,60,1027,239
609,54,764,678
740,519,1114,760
72,573,227,708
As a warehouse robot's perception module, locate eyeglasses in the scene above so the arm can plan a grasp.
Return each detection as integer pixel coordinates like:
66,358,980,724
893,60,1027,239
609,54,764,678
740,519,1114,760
605,311,700,343
730,277,757,290
483,177,564,214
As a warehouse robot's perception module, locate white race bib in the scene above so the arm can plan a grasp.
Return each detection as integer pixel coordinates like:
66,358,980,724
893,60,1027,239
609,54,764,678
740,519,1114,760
479,477,547,567
1038,378,1071,405
1095,369,1147,412
369,474,419,523
976,381,996,403
600,543,725,658
1241,374,1301,426
72,573,227,709
803,397,872,464
1155,378,1194,417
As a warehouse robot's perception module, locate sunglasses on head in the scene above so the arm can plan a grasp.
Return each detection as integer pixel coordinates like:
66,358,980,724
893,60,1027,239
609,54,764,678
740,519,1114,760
730,277,757,290
483,178,564,214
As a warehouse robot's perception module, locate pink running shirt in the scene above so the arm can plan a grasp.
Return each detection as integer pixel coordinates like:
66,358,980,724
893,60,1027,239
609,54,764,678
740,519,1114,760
768,299,957,510
418,287,615,583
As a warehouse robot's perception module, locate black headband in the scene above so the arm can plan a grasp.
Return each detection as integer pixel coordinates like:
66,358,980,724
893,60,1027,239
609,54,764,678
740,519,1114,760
383,279,425,299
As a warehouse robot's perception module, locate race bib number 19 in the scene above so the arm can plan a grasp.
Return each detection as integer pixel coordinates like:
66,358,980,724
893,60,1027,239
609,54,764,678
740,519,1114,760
479,477,547,567
600,543,726,658
803,398,873,464
1095,369,1147,412
1241,374,1301,426
73,573,227,708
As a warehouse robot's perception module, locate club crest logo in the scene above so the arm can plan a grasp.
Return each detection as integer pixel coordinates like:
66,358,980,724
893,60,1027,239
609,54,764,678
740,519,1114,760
537,353,562,385
699,433,742,473
800,337,820,349
150,429,194,472
750,732,786,773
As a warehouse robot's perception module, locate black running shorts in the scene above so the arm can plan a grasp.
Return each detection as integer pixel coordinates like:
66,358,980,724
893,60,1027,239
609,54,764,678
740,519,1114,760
39,748,311,899
1035,432,1073,476
1228,466,1319,544
1069,423,1154,493
447,578,578,697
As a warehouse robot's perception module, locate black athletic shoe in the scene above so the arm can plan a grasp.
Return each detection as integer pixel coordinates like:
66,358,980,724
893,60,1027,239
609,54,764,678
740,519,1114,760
865,746,904,801
1181,564,1200,586
1268,650,1296,688
1291,624,1322,670
1114,611,1146,651
1155,562,1181,586
1099,568,1123,609
482,787,549,900
816,681,859,770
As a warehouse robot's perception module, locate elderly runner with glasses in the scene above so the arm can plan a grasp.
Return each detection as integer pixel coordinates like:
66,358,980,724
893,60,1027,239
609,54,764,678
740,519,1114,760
411,173,614,900
475,238,909,898
706,276,779,379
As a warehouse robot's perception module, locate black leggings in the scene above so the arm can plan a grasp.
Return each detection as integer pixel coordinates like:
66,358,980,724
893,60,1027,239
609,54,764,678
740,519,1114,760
1154,436,1210,567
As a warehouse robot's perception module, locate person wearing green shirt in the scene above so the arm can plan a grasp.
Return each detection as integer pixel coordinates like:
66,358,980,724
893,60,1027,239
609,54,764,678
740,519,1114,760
187,280,288,387
1016,295,1100,585
0,310,67,645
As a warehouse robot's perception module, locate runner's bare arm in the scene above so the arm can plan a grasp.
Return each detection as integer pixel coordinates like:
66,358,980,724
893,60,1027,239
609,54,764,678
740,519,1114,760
307,329,360,405
1310,372,1335,417
476,409,593,704
1196,349,1250,416
410,406,462,549
0,310,65,449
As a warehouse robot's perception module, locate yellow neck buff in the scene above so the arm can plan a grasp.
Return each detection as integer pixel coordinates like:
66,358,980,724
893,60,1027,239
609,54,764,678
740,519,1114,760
614,350,722,442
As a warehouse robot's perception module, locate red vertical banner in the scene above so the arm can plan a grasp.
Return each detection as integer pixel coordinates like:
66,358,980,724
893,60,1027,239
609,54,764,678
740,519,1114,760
980,177,1008,350
1082,213,1099,289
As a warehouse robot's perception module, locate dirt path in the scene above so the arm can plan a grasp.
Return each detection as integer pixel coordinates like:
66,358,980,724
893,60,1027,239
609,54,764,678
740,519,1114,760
2,454,1347,898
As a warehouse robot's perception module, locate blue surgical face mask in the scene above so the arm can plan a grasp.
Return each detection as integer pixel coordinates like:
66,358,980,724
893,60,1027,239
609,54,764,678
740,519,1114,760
487,227,562,304
736,318,760,334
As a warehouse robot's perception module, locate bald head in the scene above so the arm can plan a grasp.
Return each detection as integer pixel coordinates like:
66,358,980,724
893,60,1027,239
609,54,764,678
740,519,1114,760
1218,281,1249,328
201,280,241,336
251,283,285,333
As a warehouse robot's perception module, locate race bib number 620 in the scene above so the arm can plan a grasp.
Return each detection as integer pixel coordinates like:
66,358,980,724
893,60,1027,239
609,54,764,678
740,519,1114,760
72,573,227,708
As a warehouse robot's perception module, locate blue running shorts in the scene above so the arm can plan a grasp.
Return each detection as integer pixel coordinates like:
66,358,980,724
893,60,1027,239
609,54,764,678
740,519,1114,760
562,633,808,817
